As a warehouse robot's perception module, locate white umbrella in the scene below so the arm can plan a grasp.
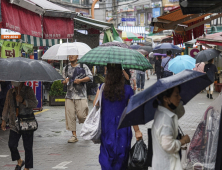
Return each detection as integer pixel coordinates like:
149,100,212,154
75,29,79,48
42,42,91,60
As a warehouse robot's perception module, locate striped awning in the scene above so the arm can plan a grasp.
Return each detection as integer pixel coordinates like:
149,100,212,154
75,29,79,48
3,34,60,46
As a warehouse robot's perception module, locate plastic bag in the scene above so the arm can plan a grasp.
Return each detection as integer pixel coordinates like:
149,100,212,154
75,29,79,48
128,139,148,170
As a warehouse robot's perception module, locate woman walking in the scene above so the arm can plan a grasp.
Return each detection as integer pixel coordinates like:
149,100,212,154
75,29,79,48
152,86,190,170
1,82,38,170
93,64,142,170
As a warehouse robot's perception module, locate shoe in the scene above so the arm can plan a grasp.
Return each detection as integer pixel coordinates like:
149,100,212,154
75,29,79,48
68,135,78,143
137,88,140,91
207,94,209,98
15,160,25,170
141,89,144,91
210,94,213,99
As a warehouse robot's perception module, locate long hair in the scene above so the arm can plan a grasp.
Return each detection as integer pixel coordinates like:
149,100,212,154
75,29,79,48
104,64,125,102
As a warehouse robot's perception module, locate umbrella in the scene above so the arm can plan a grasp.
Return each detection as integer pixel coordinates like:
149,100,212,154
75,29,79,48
118,70,213,129
122,31,144,41
139,46,153,53
42,42,91,60
168,55,196,74
100,42,130,49
195,49,221,63
153,53,167,57
153,43,181,54
130,45,141,50
0,57,63,82
78,46,153,71
137,49,148,56
140,42,152,46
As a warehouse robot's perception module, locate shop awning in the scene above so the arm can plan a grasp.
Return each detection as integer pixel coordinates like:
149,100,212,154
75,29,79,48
197,32,222,46
5,34,60,47
75,15,113,31
9,0,75,18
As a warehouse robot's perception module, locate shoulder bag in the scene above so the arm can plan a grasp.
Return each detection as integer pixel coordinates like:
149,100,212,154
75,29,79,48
160,57,171,78
14,91,38,133
80,83,105,144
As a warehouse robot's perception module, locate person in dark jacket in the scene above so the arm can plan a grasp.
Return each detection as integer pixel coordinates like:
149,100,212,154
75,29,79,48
0,81,11,124
155,56,162,80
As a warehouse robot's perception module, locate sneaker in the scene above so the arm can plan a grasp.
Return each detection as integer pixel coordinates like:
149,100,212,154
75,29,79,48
68,136,78,143
137,88,140,91
141,89,144,91
207,94,209,98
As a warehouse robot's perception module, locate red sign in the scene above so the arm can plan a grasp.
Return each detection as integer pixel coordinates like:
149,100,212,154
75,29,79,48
1,0,42,37
43,17,74,39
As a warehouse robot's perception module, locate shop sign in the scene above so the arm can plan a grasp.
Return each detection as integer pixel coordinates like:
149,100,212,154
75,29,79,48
121,18,136,22
144,4,151,9
140,13,145,26
1,41,21,58
1,28,21,39
152,8,161,18
148,13,152,24
152,2,162,8
136,5,144,10
164,6,179,11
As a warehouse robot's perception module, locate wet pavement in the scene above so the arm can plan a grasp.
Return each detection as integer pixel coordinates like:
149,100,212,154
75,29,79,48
0,74,219,170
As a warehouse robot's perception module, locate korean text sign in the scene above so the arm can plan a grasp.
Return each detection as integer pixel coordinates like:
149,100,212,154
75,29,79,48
1,41,21,58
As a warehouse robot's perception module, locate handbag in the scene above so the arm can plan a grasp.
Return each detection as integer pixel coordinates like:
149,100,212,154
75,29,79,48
80,83,105,144
128,139,149,170
160,57,171,78
13,91,38,133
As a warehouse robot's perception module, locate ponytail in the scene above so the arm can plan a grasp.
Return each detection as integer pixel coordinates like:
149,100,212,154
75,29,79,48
153,99,159,108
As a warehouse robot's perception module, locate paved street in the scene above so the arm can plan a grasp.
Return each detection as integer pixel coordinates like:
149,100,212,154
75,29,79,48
0,74,219,170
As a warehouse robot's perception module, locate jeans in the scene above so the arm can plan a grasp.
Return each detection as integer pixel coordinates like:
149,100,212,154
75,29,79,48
8,130,34,168
136,73,145,89
163,71,173,78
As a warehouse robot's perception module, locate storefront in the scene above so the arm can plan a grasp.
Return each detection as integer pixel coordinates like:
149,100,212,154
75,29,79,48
135,4,153,28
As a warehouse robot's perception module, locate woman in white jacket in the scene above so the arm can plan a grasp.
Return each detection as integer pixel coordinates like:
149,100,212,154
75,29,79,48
151,86,190,170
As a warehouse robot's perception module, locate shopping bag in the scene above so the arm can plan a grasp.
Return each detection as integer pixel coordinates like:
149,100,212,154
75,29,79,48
80,84,105,144
128,139,148,170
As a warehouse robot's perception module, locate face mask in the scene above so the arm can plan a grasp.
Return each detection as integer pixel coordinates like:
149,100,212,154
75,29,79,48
11,82,20,87
168,100,177,110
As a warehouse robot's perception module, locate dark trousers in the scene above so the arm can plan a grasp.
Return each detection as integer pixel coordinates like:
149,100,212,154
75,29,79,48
156,72,162,80
8,130,34,168
0,98,6,117
163,71,173,78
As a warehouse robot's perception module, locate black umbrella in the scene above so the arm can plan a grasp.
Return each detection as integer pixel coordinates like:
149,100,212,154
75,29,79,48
139,46,153,53
0,57,63,82
153,43,181,54
130,45,141,50
118,70,213,129
195,49,221,63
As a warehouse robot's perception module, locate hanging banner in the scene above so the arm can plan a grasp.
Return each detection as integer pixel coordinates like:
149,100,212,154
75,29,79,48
1,0,42,37
21,43,34,54
43,17,74,39
1,41,21,58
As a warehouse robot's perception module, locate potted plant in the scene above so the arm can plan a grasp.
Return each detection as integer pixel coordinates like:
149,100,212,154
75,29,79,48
49,80,66,106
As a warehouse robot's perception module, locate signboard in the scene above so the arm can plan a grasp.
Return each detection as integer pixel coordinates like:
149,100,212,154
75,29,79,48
162,0,179,6
152,2,162,8
121,18,136,22
25,81,42,109
140,13,145,26
148,13,152,24
152,8,161,18
1,28,21,39
136,5,144,10
1,41,21,58
189,46,200,58
144,4,151,9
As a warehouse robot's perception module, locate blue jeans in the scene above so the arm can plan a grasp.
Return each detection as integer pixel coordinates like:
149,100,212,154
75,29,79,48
163,71,173,78
136,73,145,89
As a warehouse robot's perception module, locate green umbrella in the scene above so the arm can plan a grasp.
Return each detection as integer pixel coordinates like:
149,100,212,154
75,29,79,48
78,46,153,71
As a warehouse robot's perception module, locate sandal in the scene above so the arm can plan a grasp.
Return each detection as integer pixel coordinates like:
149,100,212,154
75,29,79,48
15,160,25,170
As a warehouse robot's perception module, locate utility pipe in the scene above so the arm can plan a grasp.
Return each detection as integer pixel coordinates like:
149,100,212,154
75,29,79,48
91,0,99,19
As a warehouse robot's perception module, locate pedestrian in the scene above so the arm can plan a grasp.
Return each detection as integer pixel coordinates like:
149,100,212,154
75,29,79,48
152,86,190,170
204,59,218,99
1,82,38,170
93,64,142,170
145,55,150,80
149,52,155,75
193,62,205,73
136,69,145,91
0,81,11,125
123,69,131,85
62,55,93,143
155,56,162,80
161,50,173,78
86,65,98,102
129,69,137,94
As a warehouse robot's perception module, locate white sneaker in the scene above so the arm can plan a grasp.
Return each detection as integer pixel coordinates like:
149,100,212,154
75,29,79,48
68,136,78,143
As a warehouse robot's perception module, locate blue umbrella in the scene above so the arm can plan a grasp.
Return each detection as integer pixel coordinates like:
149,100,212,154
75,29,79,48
168,55,196,74
153,43,181,54
118,70,213,129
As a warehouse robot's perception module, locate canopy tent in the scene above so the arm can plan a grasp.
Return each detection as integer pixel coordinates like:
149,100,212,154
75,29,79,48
118,26,146,43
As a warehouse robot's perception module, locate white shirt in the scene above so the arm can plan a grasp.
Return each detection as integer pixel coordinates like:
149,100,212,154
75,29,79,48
151,103,185,170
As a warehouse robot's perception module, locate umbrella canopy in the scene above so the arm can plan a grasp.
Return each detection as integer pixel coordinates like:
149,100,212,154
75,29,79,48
153,43,181,54
0,57,63,82
139,46,153,53
137,49,148,56
130,45,141,50
168,55,196,74
122,31,143,41
100,42,131,49
153,53,167,57
118,70,213,129
78,46,153,71
195,49,221,63
42,42,91,60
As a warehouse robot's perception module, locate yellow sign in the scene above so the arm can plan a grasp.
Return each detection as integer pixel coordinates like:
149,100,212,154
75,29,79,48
55,99,65,102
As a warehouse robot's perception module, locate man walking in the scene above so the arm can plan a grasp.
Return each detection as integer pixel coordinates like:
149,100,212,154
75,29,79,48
161,50,173,78
62,55,93,143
